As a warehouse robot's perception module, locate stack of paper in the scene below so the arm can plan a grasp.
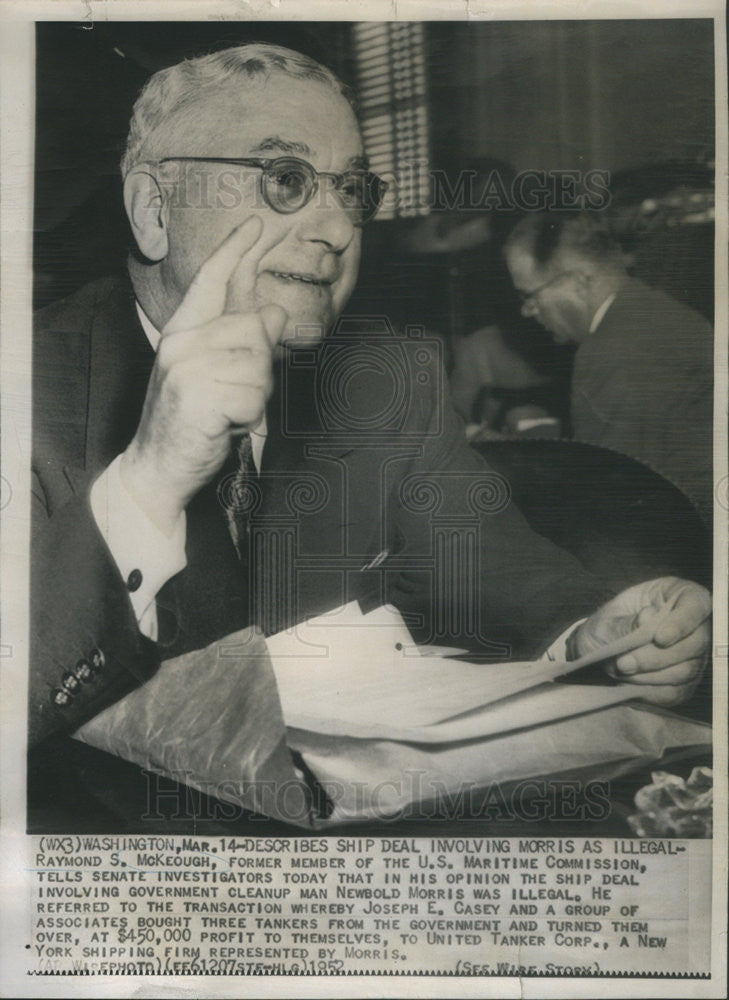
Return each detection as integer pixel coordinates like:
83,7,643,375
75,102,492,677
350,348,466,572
266,602,638,742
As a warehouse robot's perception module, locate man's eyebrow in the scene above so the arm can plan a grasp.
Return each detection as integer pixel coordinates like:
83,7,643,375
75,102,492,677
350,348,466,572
249,136,312,156
248,137,370,172
347,154,370,171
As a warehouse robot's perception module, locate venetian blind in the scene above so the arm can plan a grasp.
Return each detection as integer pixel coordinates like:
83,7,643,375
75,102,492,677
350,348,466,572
352,22,431,220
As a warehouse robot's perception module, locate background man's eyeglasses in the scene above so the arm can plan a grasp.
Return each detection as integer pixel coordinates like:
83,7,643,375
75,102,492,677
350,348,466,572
517,270,576,306
156,156,388,226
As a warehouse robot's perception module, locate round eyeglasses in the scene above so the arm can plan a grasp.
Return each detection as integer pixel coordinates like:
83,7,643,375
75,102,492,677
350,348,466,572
155,156,388,227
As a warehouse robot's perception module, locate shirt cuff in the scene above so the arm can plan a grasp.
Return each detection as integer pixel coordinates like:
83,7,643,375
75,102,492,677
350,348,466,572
90,455,187,641
541,619,588,663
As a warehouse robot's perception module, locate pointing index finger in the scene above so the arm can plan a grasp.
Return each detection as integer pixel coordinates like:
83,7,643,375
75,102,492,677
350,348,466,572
164,215,264,334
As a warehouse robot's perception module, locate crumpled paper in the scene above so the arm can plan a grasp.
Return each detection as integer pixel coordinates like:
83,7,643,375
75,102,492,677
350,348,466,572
74,627,314,827
628,766,713,838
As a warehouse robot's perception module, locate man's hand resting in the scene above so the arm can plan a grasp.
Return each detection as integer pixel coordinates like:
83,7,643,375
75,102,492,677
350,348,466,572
120,216,288,534
572,577,711,706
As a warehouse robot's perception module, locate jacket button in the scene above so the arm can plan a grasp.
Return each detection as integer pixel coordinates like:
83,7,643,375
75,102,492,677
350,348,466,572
127,569,143,592
62,671,81,694
89,648,105,672
74,659,92,682
51,688,72,707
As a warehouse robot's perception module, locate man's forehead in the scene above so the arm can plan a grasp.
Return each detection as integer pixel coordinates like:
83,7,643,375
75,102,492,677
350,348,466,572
509,241,567,283
191,73,363,163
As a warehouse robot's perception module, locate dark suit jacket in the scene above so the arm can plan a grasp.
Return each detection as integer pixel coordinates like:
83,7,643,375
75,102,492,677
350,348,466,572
31,276,612,747
571,278,713,522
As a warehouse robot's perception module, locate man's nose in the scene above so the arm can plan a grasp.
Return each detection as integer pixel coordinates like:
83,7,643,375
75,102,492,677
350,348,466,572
299,181,357,251
521,298,538,319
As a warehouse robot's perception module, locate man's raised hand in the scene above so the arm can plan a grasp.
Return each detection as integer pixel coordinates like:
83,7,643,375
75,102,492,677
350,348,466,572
120,217,287,534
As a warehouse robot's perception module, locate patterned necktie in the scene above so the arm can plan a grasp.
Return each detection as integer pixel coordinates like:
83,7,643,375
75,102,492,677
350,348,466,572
218,431,259,559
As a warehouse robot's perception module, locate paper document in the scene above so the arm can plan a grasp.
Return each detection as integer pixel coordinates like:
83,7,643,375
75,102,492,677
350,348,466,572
267,603,639,741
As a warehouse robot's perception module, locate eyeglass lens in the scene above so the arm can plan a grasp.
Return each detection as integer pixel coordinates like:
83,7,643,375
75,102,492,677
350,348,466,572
263,159,383,225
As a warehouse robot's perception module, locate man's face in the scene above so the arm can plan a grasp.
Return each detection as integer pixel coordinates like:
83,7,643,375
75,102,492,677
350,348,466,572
505,244,591,344
158,72,364,341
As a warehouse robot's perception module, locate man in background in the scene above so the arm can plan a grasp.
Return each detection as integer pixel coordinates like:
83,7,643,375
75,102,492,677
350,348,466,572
504,211,713,522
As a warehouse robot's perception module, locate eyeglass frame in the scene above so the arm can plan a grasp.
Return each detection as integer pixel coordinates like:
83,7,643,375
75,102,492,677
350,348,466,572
151,155,388,226
516,270,578,308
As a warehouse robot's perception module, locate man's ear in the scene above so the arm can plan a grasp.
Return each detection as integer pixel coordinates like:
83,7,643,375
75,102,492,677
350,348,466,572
123,166,169,262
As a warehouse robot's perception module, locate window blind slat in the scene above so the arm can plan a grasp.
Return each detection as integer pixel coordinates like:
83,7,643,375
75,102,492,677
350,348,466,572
353,21,430,220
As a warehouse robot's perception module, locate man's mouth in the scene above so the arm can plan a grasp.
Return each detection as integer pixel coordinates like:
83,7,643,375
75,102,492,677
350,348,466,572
268,270,332,287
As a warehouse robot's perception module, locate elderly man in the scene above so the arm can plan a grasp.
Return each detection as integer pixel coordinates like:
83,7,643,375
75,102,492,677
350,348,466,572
504,211,714,521
31,45,709,774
